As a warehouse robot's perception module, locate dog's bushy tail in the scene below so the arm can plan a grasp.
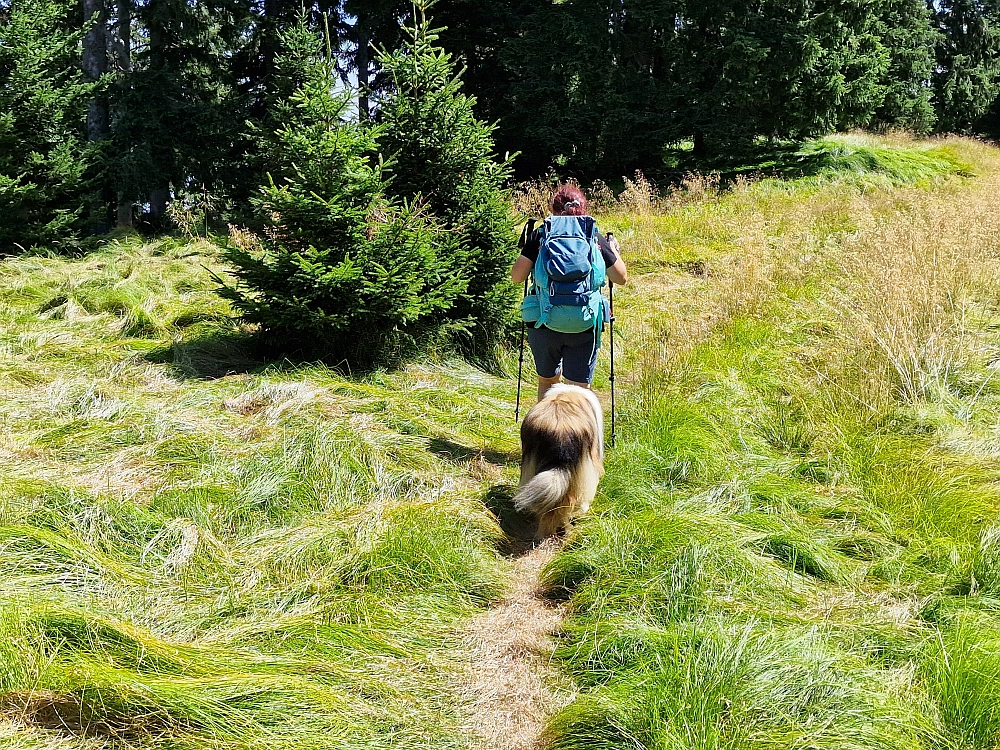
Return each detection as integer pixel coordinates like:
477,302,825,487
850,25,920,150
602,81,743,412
514,468,572,515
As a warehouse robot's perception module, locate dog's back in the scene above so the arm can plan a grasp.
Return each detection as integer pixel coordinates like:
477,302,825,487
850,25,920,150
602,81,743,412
515,384,604,539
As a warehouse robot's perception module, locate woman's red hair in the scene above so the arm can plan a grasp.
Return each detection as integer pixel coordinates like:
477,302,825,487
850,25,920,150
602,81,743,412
551,184,588,216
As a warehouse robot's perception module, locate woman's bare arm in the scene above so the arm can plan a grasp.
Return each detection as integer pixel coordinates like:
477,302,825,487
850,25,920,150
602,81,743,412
511,254,533,283
606,236,628,285
607,258,628,286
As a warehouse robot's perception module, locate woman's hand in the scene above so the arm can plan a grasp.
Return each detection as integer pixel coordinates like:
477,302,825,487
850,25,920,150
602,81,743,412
605,233,628,286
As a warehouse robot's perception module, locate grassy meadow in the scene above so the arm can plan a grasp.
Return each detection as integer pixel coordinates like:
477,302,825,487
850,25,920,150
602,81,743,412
4,132,1000,749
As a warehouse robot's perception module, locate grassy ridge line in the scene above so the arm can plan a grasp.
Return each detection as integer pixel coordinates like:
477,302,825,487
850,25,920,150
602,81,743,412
592,134,981,391
0,240,525,748
543,135,1000,749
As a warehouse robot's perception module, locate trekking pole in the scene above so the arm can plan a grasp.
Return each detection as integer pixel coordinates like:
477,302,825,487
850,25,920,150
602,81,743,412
609,280,616,448
515,279,528,422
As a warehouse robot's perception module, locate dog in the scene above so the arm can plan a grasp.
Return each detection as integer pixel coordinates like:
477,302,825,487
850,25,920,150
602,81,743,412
514,384,604,540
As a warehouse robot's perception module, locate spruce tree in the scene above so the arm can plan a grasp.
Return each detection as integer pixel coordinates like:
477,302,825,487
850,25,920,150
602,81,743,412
341,0,409,119
502,0,651,174
432,0,527,135
222,20,466,364
871,0,937,131
377,2,518,361
501,0,939,171
933,0,1000,132
109,0,254,223
0,0,96,252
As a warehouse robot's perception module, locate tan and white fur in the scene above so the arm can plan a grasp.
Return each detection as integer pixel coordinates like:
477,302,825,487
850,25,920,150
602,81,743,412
515,384,604,540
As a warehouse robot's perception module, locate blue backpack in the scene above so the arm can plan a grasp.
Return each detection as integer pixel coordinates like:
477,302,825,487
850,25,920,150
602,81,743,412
521,215,608,337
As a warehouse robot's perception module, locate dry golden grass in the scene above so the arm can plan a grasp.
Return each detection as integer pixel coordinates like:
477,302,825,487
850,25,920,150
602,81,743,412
828,182,1000,405
593,135,1000,402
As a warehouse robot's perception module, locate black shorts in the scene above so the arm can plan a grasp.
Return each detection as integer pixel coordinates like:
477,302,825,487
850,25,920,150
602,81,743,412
527,325,600,384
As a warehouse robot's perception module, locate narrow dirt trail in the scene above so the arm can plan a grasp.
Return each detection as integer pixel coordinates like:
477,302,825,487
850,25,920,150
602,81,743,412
452,270,697,750
458,537,575,750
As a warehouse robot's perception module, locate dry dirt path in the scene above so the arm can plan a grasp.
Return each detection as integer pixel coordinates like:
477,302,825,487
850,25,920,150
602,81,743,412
457,537,575,750
450,269,709,750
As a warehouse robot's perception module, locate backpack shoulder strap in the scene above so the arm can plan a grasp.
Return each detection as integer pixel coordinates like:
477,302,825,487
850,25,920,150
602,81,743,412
519,218,541,249
590,220,607,284
532,219,550,314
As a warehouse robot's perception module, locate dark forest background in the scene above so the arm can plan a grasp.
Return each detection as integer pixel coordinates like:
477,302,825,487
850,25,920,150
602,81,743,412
3,0,1000,252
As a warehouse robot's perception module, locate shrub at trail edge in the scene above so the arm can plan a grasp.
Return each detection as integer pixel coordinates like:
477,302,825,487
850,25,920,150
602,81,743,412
377,3,519,364
221,22,467,366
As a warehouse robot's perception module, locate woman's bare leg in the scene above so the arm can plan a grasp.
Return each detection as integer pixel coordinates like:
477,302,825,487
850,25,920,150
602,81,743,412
537,374,561,400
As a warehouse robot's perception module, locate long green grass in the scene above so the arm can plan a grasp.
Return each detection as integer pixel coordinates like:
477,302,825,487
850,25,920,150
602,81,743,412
0,238,523,748
4,133,1000,749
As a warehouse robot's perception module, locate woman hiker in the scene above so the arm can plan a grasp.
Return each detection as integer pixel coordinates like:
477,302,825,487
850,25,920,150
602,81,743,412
511,184,628,401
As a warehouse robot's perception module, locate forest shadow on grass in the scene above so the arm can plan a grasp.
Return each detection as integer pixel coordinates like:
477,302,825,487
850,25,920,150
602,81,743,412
143,328,419,380
145,323,515,381
144,330,267,379
663,141,830,183
0,690,181,741
658,137,953,184
663,136,970,186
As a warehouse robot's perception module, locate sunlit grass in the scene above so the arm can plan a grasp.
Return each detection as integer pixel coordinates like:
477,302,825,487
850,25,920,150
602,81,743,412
0,238,519,747
6,132,1000,748
542,133,1000,750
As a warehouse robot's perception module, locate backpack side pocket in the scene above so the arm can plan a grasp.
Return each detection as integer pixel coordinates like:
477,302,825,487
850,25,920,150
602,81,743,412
520,293,541,323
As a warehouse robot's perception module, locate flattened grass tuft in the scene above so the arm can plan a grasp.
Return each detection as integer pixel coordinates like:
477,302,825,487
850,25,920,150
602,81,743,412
925,613,1000,749
549,620,943,750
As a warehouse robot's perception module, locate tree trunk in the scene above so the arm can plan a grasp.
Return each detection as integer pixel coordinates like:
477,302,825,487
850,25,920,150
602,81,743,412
115,0,133,227
114,0,130,71
693,128,707,158
146,8,170,222
82,0,108,142
116,197,134,227
83,0,111,232
262,0,283,84
356,22,370,120
148,187,169,220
